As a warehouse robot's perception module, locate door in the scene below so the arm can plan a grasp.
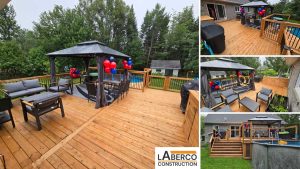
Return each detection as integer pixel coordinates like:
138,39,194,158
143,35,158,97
207,4,227,20
216,4,226,20
231,126,240,137
165,69,173,76
207,4,217,20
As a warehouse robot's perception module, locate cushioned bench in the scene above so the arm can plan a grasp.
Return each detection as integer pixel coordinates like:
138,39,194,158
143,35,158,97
1,79,46,99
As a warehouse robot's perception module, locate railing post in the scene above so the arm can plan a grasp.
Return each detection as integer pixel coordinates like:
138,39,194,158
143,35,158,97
260,18,266,37
277,22,287,43
163,76,170,90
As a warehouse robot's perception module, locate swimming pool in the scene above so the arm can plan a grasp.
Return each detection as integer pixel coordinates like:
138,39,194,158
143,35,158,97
131,76,143,83
290,27,300,38
254,140,300,147
252,140,300,169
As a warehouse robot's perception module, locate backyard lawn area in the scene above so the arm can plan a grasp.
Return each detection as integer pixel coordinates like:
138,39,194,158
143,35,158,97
201,145,252,169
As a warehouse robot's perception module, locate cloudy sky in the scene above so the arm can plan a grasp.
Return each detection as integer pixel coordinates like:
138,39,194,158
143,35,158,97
10,0,198,31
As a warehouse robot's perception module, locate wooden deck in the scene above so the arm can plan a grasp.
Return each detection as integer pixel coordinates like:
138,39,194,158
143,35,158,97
218,20,281,55
0,88,187,169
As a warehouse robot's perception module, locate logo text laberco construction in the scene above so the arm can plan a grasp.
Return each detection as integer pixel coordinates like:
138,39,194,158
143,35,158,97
155,147,199,169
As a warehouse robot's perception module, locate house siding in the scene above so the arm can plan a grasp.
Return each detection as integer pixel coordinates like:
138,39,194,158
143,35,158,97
201,1,240,20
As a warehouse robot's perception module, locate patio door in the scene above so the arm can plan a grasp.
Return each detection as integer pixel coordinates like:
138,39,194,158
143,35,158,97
207,4,227,20
230,126,240,137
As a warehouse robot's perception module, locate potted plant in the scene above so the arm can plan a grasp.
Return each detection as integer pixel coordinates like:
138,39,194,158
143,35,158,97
266,94,288,112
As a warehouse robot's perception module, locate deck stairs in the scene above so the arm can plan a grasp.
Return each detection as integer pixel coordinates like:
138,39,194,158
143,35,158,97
210,139,243,157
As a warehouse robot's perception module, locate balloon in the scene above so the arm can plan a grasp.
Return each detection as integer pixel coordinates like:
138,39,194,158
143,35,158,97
111,68,117,74
128,58,132,61
128,60,132,65
258,8,262,11
103,59,111,67
105,67,111,73
128,65,132,69
109,56,115,61
209,81,214,87
123,60,127,65
110,61,117,69
215,85,220,90
124,63,129,69
262,9,266,12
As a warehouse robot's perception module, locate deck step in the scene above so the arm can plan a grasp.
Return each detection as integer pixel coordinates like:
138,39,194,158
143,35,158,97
210,154,242,157
213,143,241,146
211,151,242,154
213,146,242,148
212,148,242,151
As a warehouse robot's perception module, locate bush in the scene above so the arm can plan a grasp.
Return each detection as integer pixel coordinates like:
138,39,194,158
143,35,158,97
260,69,278,77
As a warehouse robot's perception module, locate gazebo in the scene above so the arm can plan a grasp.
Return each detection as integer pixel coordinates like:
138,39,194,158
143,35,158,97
241,1,273,18
47,40,130,109
201,58,255,107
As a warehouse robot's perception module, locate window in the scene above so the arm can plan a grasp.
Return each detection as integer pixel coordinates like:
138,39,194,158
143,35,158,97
231,126,240,137
156,69,161,72
235,6,240,12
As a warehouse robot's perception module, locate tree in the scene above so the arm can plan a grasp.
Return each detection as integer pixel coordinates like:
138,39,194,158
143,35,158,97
140,4,170,67
165,6,198,74
0,5,20,40
264,57,288,76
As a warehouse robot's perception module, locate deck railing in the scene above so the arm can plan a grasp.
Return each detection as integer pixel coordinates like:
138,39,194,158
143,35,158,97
261,13,300,54
147,75,192,92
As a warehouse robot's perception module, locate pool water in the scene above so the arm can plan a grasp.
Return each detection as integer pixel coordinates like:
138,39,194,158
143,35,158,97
255,140,300,147
290,27,300,38
131,76,143,83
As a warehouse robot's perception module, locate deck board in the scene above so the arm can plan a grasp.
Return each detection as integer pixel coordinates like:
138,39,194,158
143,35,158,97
217,20,281,55
0,88,187,168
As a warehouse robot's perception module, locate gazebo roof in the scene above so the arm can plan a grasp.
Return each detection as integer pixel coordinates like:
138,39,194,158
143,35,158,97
201,58,254,71
241,1,270,7
47,40,130,58
248,116,285,125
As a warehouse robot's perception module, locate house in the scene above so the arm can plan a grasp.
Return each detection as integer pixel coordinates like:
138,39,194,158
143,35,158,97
209,71,227,79
285,57,300,112
203,114,285,143
150,60,181,76
201,0,249,21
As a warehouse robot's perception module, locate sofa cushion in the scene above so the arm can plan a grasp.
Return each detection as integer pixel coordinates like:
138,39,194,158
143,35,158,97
226,94,238,104
49,86,68,92
8,90,31,99
3,82,26,93
222,89,234,98
26,87,46,95
260,88,272,96
58,78,70,86
23,79,41,89
258,93,269,102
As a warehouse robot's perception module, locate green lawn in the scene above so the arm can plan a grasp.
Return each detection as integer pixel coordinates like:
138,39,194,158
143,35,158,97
201,145,252,169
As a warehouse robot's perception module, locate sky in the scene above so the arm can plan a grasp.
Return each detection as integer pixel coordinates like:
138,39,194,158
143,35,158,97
10,0,198,31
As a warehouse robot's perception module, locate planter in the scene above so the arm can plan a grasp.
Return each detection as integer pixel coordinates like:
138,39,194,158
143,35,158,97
266,94,288,112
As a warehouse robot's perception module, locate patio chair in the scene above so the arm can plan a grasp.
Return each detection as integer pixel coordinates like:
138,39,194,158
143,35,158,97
256,87,273,104
86,82,97,102
49,78,72,94
221,89,240,105
201,94,224,110
0,97,15,128
22,94,64,130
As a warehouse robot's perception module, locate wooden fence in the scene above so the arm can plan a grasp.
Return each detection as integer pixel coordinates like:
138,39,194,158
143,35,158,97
260,13,300,54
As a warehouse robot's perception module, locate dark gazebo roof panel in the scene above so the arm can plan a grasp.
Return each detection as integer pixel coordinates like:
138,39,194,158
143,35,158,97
47,40,130,58
201,59,254,71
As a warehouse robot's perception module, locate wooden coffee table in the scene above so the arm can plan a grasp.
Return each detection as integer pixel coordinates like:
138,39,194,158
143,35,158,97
239,97,260,112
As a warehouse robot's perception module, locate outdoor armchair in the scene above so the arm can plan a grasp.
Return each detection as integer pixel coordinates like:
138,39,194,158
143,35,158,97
256,87,273,104
49,78,72,94
221,89,240,105
0,97,15,128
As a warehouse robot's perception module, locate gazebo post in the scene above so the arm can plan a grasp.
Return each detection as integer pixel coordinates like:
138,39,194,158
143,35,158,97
83,58,90,74
49,56,56,84
95,56,105,109
236,70,240,86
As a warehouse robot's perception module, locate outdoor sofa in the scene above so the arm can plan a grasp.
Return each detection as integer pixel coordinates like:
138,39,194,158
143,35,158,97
221,89,240,105
1,79,46,99
256,87,273,104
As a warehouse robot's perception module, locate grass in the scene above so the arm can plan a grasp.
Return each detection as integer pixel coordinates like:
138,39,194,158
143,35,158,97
148,77,187,91
201,145,252,169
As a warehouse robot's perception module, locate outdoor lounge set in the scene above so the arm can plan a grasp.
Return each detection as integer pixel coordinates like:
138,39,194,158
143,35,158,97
201,58,274,112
